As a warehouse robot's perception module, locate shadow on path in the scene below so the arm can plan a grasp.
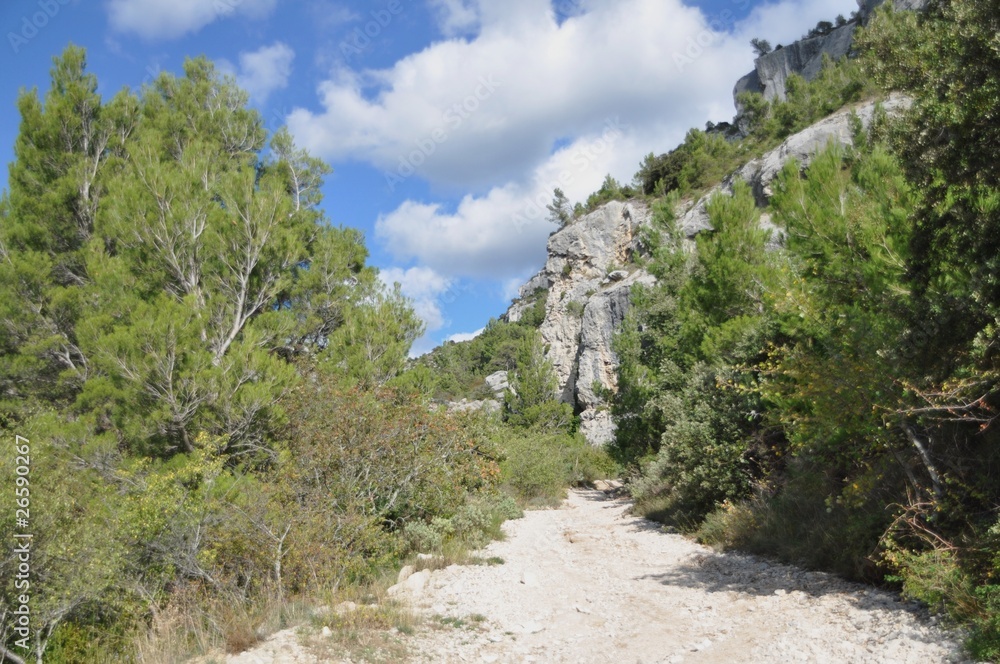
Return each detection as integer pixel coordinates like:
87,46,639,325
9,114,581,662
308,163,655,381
569,489,944,648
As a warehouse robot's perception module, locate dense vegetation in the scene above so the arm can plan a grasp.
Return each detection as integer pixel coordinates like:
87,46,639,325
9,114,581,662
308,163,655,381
611,3,1000,659
0,48,604,663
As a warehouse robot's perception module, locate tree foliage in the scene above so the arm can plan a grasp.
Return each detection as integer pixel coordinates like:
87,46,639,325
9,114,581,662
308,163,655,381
0,47,430,662
546,188,571,227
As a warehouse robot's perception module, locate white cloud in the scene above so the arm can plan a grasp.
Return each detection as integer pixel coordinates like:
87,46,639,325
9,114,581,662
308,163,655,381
379,266,454,332
219,42,295,104
290,0,858,283
448,328,485,343
106,0,277,40
429,0,481,35
374,116,663,279
501,276,529,303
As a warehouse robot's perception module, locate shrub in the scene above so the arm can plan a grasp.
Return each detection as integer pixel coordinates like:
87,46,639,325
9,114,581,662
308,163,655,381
499,430,619,506
402,492,522,553
403,521,444,553
500,431,569,505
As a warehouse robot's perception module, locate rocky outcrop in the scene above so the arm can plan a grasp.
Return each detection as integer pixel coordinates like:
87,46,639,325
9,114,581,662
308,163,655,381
735,23,856,108
575,273,655,445
734,0,927,117
499,0,926,447
485,371,511,398
507,96,911,446
679,95,910,238
504,200,654,445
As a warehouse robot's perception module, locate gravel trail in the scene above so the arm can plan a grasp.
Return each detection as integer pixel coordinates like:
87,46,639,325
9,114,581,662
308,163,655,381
403,489,969,664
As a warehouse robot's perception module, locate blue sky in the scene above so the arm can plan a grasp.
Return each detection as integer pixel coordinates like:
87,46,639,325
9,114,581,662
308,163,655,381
0,0,858,354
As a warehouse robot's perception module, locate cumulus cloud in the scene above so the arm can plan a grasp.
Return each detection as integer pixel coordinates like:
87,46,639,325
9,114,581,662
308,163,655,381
448,328,485,343
290,0,857,283
219,42,295,104
106,0,277,40
374,116,665,279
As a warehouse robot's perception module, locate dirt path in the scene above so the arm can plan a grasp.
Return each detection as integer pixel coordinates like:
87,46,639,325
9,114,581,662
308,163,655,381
222,489,971,663
403,489,968,663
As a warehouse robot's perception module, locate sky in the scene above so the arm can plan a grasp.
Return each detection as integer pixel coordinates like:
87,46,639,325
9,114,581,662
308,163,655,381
0,0,859,355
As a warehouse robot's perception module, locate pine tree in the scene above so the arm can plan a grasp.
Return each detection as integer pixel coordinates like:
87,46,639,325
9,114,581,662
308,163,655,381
546,187,571,227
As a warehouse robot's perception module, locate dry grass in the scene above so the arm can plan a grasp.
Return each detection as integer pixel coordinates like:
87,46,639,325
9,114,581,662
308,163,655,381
135,586,313,664
133,538,509,662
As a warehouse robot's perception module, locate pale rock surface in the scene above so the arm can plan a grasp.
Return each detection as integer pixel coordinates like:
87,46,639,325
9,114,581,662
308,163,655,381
734,0,927,115
511,98,908,447
734,23,856,106
576,271,656,444
506,200,654,445
733,0,928,126
388,569,431,597
484,370,511,397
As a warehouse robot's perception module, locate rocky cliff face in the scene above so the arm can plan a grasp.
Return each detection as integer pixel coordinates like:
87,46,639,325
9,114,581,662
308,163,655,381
734,24,856,107
506,96,907,446
734,0,925,117
505,201,655,445
499,0,926,447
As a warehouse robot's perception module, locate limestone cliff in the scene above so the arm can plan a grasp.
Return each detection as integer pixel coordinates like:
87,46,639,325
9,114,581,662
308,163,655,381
733,0,925,119
496,0,927,447
505,201,655,445
505,96,907,446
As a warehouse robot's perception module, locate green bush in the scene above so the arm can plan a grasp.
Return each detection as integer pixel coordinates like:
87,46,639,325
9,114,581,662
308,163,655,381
411,315,544,401
402,492,522,553
500,430,619,506
500,431,569,505
403,521,444,553
565,439,621,486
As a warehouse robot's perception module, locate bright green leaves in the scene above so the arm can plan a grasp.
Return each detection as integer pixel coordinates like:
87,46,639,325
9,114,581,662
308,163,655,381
321,283,423,390
764,142,917,463
0,47,137,419
268,127,332,214
684,179,775,362
611,178,777,522
617,142,919,529
858,0,1000,357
